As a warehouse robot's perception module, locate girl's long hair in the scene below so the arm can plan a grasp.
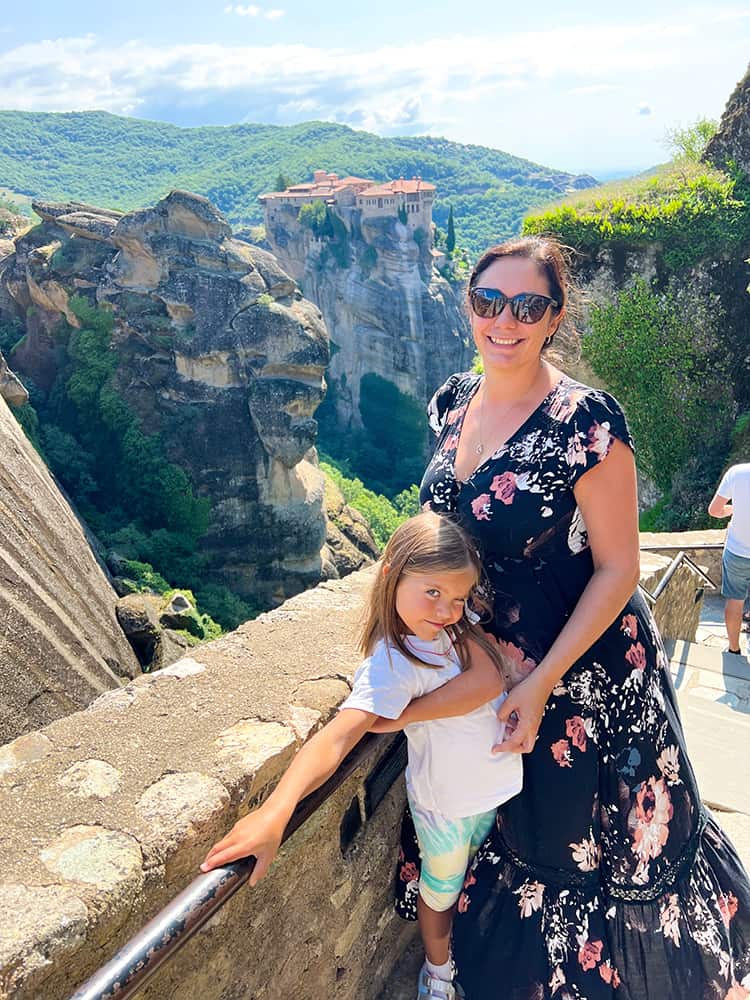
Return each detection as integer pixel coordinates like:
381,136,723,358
358,510,508,677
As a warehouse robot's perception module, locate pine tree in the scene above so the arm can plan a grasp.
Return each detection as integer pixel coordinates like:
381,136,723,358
446,205,456,253
275,172,291,192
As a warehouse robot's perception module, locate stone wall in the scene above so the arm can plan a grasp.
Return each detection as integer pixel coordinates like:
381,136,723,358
0,568,417,1000
0,547,705,999
640,529,725,590
640,552,703,644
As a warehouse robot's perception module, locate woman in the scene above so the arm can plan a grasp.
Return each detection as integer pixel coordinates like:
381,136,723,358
394,236,750,999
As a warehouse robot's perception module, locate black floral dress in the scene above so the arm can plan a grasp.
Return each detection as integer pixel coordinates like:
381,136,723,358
395,371,750,1000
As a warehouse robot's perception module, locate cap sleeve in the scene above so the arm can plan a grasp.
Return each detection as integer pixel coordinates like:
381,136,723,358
717,466,735,498
426,372,467,437
563,388,634,487
339,644,416,719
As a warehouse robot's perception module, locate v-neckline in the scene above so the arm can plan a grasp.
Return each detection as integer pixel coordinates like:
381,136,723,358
452,373,569,485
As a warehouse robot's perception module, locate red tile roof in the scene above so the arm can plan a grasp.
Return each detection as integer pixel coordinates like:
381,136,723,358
359,179,436,196
259,174,435,202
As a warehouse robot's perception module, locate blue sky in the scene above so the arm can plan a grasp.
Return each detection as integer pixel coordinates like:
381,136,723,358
1,1,748,177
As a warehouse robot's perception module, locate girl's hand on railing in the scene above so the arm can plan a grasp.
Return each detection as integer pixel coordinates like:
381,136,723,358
200,805,287,885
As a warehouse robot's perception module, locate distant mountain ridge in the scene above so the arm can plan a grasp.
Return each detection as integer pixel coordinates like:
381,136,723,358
0,110,596,254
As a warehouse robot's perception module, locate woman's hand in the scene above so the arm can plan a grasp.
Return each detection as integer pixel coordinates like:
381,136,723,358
200,804,287,885
493,671,552,754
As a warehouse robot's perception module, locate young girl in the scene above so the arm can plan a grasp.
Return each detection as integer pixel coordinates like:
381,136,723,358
201,511,523,1000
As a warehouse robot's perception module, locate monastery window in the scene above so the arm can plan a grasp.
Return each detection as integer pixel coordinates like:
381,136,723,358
378,198,383,208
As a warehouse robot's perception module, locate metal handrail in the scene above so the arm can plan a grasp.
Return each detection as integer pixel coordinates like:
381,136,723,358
639,542,723,552
68,732,391,1000
639,549,716,605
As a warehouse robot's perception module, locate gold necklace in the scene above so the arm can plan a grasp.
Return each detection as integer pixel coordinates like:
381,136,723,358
475,387,485,455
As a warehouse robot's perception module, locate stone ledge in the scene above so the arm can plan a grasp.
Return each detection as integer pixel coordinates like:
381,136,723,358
640,529,725,586
1,568,392,1000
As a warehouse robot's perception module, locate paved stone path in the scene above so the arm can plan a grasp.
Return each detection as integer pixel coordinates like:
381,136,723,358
378,596,750,1000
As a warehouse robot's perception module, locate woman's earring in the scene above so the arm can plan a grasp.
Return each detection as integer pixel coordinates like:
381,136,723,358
543,334,555,348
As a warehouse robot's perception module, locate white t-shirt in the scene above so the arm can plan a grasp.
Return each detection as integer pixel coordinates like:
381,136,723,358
718,464,750,558
340,634,523,818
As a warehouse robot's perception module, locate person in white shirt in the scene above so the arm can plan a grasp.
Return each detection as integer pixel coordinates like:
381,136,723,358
201,511,522,1000
708,463,750,654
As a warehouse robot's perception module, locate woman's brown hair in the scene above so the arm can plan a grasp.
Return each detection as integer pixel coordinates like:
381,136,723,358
468,235,578,353
358,510,507,678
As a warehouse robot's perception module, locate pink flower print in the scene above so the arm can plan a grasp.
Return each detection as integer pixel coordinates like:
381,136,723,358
599,961,621,987
569,831,599,871
457,892,470,913
494,637,537,687
490,471,517,505
659,893,681,946
549,967,566,993
630,776,673,865
551,739,572,768
471,493,492,521
656,745,681,786
566,716,587,752
548,388,586,423
400,861,419,883
718,892,739,928
625,642,647,672
577,938,603,971
620,614,638,640
587,420,612,460
566,434,587,469
514,880,544,918
443,432,460,452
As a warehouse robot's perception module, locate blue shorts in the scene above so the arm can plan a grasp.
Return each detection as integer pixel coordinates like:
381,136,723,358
407,791,496,912
722,548,750,600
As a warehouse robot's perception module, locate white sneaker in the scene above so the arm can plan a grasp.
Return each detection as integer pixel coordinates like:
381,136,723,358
416,963,456,1000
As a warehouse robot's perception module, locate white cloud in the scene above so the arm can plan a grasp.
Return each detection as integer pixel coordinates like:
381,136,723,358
224,4,285,17
568,84,621,97
0,7,745,157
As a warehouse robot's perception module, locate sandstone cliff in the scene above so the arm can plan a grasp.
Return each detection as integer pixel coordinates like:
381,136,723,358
264,208,474,432
0,192,354,608
0,392,140,743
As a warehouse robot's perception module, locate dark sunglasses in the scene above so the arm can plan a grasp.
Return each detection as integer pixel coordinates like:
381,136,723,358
469,286,560,324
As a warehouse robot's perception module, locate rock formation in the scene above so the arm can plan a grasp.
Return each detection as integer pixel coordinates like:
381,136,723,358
705,64,750,178
0,191,370,608
264,207,474,431
0,392,140,743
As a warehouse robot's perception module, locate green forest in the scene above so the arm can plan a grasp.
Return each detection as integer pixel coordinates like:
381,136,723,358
0,110,593,256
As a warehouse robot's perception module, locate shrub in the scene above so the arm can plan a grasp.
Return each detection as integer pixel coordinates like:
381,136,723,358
360,244,377,277
0,319,23,355
585,279,733,495
358,374,427,493
524,163,750,274
298,200,328,235
321,458,406,548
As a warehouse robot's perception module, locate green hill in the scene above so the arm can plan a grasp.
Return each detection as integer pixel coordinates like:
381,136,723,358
0,110,595,255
